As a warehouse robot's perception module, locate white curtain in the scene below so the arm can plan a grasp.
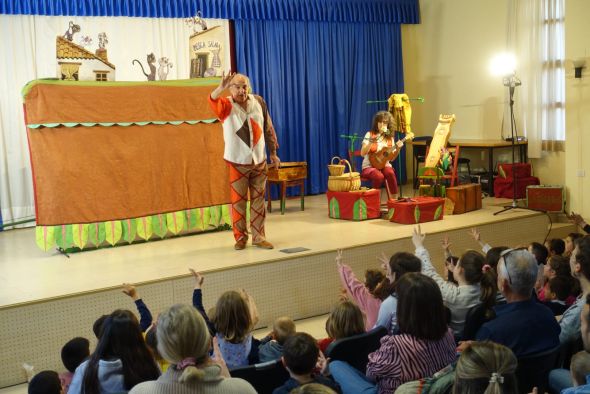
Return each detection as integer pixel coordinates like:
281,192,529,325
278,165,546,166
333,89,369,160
507,0,565,158
0,15,230,227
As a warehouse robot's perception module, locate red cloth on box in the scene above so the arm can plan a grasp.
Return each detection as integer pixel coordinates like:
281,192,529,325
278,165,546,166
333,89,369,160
494,176,540,199
327,189,381,220
387,197,445,224
498,163,532,178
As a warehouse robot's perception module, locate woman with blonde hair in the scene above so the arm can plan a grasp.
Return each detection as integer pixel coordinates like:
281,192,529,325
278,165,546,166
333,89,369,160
454,341,518,394
130,304,256,394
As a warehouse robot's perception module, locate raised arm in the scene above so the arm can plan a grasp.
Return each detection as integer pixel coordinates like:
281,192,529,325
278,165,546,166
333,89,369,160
122,283,153,332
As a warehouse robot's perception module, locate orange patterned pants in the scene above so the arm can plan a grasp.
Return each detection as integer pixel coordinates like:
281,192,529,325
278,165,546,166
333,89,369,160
228,162,268,243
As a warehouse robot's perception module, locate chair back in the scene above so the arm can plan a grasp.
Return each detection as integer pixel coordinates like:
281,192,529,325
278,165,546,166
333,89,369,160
325,326,387,373
516,345,560,394
229,359,290,394
461,302,496,341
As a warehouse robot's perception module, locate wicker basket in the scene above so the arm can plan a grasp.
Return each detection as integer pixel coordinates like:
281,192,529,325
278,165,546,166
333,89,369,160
328,156,345,176
328,159,361,192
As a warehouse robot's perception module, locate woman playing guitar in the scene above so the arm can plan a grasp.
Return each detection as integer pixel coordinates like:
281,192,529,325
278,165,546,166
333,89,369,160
360,111,405,197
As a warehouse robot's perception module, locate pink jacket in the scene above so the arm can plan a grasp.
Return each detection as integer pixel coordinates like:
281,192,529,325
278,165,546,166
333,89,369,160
338,263,382,330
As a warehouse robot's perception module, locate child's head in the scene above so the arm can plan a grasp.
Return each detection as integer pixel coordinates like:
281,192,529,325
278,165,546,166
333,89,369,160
272,316,296,345
454,341,518,394
211,290,252,343
145,324,163,362
290,383,337,394
92,314,109,339
546,238,566,256
546,276,572,302
455,250,485,284
544,255,571,279
282,332,319,376
571,351,590,387
28,370,62,394
485,246,510,270
566,233,584,255
528,242,549,266
325,300,365,340
61,337,90,373
364,269,385,294
371,277,393,301
387,252,422,287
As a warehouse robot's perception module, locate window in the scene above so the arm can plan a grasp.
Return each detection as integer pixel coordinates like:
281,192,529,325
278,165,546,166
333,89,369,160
95,72,108,82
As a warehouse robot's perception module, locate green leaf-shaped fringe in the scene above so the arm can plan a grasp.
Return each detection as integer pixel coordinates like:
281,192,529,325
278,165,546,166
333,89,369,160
35,204,232,251
353,199,368,220
414,206,421,223
434,205,443,221
122,218,137,243
388,208,395,220
55,224,74,249
27,119,219,129
36,225,56,251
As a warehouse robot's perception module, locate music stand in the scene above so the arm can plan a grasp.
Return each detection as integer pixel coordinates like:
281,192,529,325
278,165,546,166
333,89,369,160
494,74,526,215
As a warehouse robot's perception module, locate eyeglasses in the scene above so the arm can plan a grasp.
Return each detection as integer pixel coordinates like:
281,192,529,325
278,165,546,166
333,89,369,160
499,247,528,284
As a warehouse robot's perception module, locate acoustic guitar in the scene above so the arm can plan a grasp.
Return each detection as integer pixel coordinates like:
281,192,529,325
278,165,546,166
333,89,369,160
368,132,414,170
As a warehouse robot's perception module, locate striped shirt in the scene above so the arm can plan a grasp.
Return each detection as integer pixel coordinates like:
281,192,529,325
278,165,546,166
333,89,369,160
366,329,457,393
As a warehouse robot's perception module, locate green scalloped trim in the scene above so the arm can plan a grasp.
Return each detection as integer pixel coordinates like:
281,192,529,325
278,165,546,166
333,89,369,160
22,77,221,98
35,204,231,252
27,119,219,129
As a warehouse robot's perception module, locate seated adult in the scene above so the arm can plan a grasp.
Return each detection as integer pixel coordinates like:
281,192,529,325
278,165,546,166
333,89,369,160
330,273,457,394
359,111,404,197
474,248,560,357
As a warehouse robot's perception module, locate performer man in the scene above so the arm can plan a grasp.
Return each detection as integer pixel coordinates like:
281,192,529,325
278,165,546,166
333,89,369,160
209,72,280,250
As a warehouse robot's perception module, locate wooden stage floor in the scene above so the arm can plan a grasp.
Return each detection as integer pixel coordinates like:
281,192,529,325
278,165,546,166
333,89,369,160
1,194,548,308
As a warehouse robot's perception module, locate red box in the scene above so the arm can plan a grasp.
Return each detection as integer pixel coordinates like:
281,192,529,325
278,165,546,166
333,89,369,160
327,189,381,220
526,185,564,212
387,197,445,224
494,176,540,199
498,163,532,178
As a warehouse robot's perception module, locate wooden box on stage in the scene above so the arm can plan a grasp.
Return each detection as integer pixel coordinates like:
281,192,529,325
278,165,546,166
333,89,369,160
387,197,445,224
327,189,381,221
446,183,482,214
526,185,564,212
267,162,307,181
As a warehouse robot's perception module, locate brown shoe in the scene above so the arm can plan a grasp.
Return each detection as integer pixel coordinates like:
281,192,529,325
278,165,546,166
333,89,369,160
253,240,274,249
234,239,247,250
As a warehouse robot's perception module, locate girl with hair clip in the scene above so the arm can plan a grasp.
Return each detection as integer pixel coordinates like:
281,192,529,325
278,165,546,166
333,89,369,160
68,310,160,394
210,289,261,369
318,300,366,353
129,304,256,394
413,226,497,339
454,341,518,394
360,111,405,198
330,273,457,394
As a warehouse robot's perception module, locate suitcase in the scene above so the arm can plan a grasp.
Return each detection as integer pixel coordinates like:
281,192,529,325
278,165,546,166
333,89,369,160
526,185,565,212
327,189,381,220
387,197,445,224
446,183,482,214
494,176,540,199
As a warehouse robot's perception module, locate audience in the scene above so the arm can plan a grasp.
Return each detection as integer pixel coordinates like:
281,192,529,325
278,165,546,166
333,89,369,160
273,332,340,394
122,283,153,332
413,226,496,339
543,276,572,316
68,310,160,394
330,273,457,394
473,248,560,357
373,251,421,334
129,303,257,394
546,238,566,257
259,316,296,363
564,351,590,393
28,370,63,394
59,337,90,393
318,300,365,353
538,255,573,302
566,233,584,258
336,249,388,330
290,383,338,394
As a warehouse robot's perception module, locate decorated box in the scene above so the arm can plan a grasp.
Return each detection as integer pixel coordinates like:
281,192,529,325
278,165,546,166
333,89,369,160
498,163,532,178
387,197,445,224
526,185,564,212
327,189,381,221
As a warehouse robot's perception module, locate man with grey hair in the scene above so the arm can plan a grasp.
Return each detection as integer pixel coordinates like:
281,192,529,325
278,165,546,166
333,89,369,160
475,248,560,357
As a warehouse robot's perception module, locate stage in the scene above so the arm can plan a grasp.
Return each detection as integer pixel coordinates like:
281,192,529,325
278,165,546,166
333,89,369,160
0,193,572,387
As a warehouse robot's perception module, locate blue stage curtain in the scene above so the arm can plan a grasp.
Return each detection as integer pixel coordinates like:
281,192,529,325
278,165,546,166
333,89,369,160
1,0,419,23
235,20,406,195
